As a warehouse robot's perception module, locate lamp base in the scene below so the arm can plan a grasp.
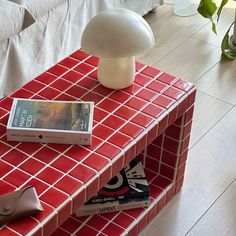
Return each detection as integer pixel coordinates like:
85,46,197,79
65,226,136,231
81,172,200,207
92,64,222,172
98,57,135,89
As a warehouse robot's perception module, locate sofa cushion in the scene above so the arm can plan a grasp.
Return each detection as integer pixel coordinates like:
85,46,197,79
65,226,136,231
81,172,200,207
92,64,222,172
0,0,35,43
8,0,67,19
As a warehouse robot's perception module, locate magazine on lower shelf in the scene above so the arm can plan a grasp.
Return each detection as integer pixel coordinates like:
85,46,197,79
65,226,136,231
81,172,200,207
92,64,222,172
76,157,150,216
7,98,94,145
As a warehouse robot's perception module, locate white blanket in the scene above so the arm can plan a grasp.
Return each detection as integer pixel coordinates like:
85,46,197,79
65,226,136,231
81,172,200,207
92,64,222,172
0,0,161,98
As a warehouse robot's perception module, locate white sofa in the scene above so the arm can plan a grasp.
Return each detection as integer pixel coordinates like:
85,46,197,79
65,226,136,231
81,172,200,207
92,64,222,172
0,0,162,98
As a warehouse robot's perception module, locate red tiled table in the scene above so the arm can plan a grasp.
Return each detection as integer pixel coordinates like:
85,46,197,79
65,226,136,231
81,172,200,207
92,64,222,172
0,50,196,236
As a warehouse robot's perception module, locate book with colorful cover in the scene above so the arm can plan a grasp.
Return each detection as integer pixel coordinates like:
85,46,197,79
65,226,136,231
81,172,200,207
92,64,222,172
76,158,150,216
7,98,94,145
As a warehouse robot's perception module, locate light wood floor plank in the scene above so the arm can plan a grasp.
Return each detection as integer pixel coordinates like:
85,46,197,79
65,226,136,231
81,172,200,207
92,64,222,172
196,59,236,105
187,179,236,236
137,9,210,65
153,37,221,83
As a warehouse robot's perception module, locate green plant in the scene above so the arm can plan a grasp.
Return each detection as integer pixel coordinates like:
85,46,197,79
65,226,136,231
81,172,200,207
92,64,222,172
197,0,236,59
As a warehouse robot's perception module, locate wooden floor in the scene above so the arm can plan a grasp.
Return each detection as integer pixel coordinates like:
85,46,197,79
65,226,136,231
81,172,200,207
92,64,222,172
138,2,236,236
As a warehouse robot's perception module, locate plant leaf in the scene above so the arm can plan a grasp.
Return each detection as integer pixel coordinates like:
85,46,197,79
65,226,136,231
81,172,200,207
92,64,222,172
197,0,217,34
221,22,236,60
217,0,229,22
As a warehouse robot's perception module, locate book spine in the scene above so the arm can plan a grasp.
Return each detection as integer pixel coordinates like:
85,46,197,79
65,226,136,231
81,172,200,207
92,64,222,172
7,128,91,145
76,198,150,217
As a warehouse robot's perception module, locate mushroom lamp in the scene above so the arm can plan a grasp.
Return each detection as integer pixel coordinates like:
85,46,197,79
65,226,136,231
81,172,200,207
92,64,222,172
81,8,155,89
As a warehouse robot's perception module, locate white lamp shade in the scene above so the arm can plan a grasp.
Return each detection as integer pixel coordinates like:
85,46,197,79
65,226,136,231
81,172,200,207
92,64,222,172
81,8,155,58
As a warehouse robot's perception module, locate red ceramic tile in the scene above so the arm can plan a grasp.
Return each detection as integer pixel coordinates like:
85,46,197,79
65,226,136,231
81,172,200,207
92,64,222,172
0,227,19,236
65,146,91,162
0,124,6,137
122,83,142,95
160,163,175,180
8,217,39,235
71,50,89,60
35,72,57,84
120,122,144,138
0,97,13,110
51,228,71,236
152,175,172,189
2,172,28,193
149,184,163,199
147,80,167,93
48,64,68,76
42,212,58,236
83,153,109,171
59,57,79,68
113,212,135,229
142,104,165,118
98,98,121,112
108,132,133,148
40,187,68,208
76,225,99,236
74,63,94,75
0,160,13,178
0,180,16,195
52,155,77,173
187,89,197,108
163,136,180,154
54,93,76,101
38,86,60,99
125,97,147,111
96,142,121,160
136,88,157,101
114,106,137,120
11,88,34,99
136,61,146,71
50,78,73,91
47,143,71,152
36,166,63,185
65,85,88,99
69,164,96,183
33,201,54,222
60,217,82,233
93,107,109,122
135,73,151,86
108,90,131,103
16,142,42,155
2,149,28,166
89,69,98,79
87,215,109,231
158,114,169,135
23,80,45,93
0,142,11,156
163,87,185,100
93,124,114,139
141,66,160,78
174,79,194,92
85,55,99,66
72,187,86,212
33,147,60,164
161,150,178,167
19,158,45,175
0,107,7,118
81,91,103,105
157,73,176,85
86,136,103,151
21,178,49,195
131,113,154,128
92,84,114,97
77,77,99,89
147,144,161,159
86,175,99,200
55,175,82,195
145,156,159,173
136,134,147,156
102,115,126,130
62,70,84,83
102,222,125,236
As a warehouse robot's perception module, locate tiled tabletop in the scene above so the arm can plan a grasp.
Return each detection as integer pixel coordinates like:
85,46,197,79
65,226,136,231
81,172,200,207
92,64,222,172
0,50,196,236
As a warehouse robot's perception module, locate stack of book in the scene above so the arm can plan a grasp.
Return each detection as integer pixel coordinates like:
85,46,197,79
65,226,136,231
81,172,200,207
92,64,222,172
76,157,150,216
